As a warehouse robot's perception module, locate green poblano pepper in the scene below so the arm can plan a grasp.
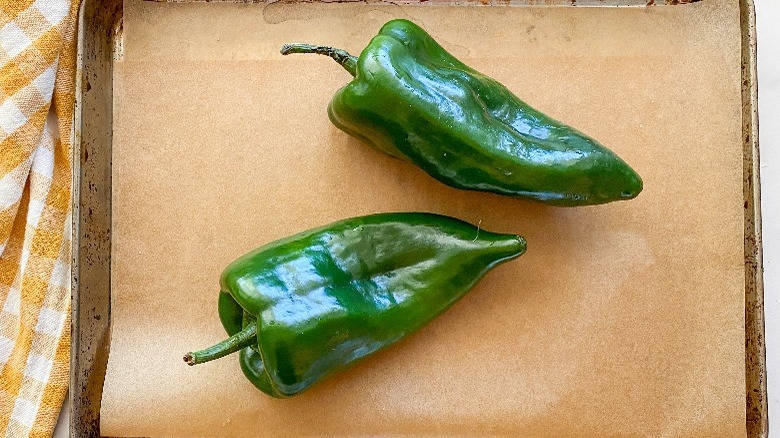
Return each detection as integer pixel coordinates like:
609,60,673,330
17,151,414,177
185,213,525,398
281,19,643,206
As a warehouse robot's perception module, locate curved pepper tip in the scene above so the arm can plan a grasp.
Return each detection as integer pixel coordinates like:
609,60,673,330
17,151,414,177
512,234,527,259
620,168,644,201
486,233,527,263
516,235,527,253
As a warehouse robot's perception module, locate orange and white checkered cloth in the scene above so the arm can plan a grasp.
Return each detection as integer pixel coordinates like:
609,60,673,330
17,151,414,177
0,0,80,436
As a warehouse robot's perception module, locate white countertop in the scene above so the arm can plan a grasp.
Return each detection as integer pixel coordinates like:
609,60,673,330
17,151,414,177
56,1,779,436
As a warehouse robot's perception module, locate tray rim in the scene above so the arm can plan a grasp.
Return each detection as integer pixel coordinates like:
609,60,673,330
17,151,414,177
70,0,765,436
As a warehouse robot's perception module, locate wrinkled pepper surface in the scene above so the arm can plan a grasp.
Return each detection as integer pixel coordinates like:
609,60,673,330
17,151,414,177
281,19,643,206
185,212,525,397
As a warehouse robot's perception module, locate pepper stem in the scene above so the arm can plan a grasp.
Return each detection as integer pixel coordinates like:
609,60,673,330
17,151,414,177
280,43,357,77
184,320,257,366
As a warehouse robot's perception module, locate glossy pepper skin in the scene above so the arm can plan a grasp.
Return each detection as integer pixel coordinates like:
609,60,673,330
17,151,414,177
281,19,643,206
185,213,525,398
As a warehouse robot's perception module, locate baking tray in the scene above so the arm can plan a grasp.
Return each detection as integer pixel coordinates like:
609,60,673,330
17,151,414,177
70,0,765,436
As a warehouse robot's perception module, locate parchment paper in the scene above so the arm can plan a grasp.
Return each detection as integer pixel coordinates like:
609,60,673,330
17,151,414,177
102,0,746,436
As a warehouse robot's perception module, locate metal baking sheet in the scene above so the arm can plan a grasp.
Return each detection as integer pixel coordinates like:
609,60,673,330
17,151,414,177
71,0,765,436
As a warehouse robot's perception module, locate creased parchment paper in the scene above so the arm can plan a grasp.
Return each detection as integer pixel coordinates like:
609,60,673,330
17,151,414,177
102,0,746,436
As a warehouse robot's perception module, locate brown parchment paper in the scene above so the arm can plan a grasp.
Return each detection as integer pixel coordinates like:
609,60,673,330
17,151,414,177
101,0,746,436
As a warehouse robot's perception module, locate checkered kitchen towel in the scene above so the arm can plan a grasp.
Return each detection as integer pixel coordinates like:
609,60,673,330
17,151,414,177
0,0,80,435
